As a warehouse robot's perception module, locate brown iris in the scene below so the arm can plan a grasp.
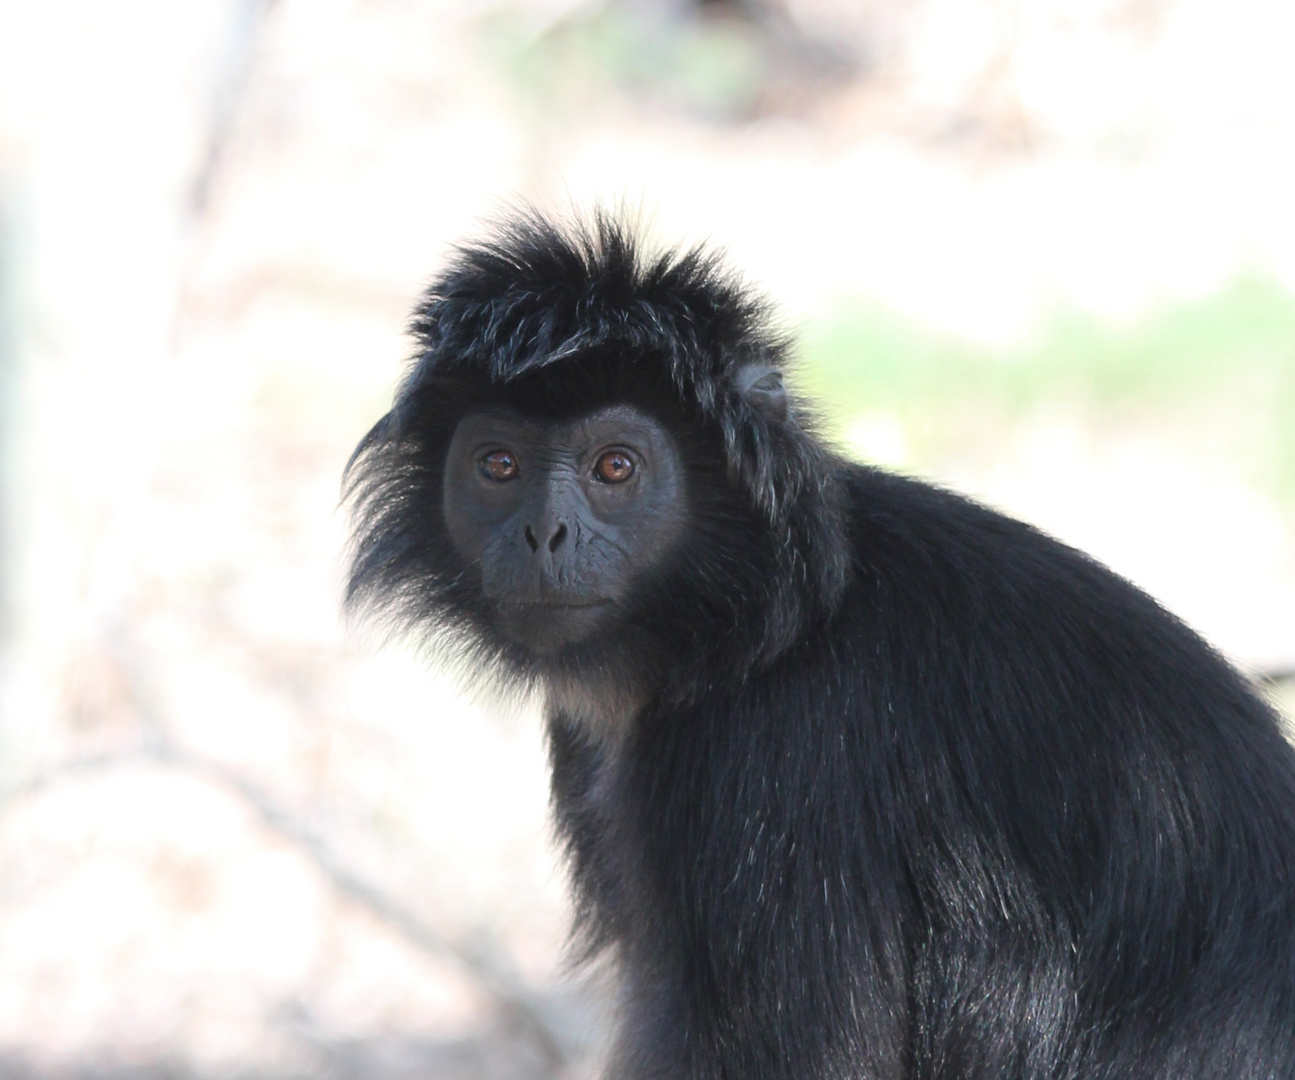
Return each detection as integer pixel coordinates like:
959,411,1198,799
480,450,519,481
594,451,635,484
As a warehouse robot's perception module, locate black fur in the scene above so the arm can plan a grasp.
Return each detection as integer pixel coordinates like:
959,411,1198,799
347,210,1295,1079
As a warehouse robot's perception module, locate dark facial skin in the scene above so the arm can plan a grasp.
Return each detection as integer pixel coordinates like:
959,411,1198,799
443,404,688,653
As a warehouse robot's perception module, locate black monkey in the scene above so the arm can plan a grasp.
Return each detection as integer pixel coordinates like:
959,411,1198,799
346,211,1295,1080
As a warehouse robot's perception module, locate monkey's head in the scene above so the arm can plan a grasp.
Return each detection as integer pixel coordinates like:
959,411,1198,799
345,211,850,703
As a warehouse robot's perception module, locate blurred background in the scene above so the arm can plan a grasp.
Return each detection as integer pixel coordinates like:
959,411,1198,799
0,0,1292,1076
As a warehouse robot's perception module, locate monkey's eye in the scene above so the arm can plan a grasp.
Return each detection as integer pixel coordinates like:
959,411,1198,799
480,450,519,482
594,451,635,484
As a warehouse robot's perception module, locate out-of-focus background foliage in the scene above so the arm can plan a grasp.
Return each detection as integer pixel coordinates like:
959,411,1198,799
0,0,1291,1076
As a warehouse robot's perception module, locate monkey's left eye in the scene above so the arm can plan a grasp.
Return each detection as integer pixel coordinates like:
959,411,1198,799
594,451,635,484
480,450,519,482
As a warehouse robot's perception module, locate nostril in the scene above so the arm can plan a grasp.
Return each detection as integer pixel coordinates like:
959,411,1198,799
524,525,538,553
548,523,568,552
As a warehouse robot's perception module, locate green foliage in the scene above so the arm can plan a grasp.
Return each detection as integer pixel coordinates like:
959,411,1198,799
478,4,768,122
796,277,1295,500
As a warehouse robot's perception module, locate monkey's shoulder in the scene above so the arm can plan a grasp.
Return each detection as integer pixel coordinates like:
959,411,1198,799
835,462,1201,647
799,462,1281,744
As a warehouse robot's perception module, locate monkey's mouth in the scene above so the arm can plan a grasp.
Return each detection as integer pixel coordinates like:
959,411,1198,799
500,598,612,610
494,597,613,651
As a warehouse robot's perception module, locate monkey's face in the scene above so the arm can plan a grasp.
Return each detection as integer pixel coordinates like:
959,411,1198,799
442,404,688,653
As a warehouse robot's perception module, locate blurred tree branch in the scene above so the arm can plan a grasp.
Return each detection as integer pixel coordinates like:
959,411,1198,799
190,0,281,219
1,625,574,1078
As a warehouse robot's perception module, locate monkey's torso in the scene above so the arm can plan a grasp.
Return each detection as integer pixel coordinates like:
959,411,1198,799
548,465,1295,1080
346,210,1295,1080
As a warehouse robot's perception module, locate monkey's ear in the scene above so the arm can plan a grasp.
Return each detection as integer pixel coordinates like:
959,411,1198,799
734,364,789,421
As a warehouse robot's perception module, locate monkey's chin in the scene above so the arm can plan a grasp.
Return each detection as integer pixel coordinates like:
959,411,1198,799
494,599,613,653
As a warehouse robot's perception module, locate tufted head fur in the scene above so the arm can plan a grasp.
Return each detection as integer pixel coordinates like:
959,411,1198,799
345,208,851,703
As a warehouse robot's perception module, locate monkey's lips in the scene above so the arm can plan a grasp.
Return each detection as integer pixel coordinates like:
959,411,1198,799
494,597,614,650
503,598,612,609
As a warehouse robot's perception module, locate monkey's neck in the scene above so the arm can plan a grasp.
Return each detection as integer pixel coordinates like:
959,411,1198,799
544,669,649,742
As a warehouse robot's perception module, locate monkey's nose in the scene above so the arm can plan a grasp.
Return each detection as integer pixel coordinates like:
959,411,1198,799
524,523,568,554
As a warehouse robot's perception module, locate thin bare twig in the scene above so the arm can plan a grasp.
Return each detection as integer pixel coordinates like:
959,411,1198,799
1259,665,1295,687
189,0,281,219
1,738,570,1075
7,617,572,1073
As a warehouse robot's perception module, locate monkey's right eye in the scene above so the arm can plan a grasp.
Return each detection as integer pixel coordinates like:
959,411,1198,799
480,450,519,482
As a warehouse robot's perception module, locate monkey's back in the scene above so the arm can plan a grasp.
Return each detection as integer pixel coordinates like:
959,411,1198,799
829,464,1295,1076
557,464,1295,1080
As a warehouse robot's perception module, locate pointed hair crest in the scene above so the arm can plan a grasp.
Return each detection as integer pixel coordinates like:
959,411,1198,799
346,207,851,688
402,208,819,520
